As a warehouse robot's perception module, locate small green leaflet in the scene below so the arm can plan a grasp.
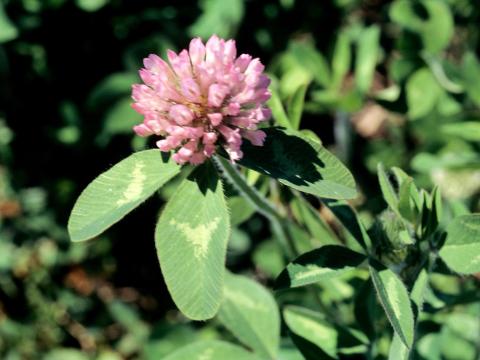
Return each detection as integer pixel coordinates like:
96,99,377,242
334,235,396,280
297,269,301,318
188,0,244,39
274,245,366,290
268,88,291,129
441,121,480,142
390,270,427,359
0,2,18,43
218,272,280,359
322,199,372,252
462,53,480,107
288,83,309,130
406,68,441,120
238,128,357,200
76,0,109,12
68,150,180,242
377,163,399,211
43,349,89,360
163,340,261,360
439,214,480,274
284,306,338,360
369,260,415,348
289,42,331,87
155,162,230,320
331,31,351,90
355,25,380,93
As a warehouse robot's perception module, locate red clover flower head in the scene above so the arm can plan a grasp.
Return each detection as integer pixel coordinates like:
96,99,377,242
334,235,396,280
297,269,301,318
131,35,272,165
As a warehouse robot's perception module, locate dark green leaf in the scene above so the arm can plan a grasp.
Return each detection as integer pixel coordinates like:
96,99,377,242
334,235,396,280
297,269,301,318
322,199,372,252
238,128,357,200
275,245,366,290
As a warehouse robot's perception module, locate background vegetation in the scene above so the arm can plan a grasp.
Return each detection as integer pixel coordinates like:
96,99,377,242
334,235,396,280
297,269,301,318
0,0,479,359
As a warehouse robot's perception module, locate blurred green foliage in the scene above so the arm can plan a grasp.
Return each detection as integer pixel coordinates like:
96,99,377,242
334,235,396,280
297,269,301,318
1,0,479,359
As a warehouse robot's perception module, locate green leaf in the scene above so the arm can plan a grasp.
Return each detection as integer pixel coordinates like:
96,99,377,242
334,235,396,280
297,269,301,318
238,128,357,200
417,334,442,360
189,0,244,39
284,306,338,360
461,53,480,107
388,333,409,360
355,25,380,93
377,163,398,211
228,196,255,226
268,89,292,129
426,186,442,235
369,260,415,348
398,177,415,222
353,281,377,339
0,2,18,43
410,269,429,313
390,0,453,53
441,121,480,142
406,68,441,119
87,72,138,109
163,340,261,360
389,0,423,32
299,129,322,144
288,83,309,130
322,199,372,252
155,162,230,320
76,0,109,12
290,196,339,246
439,327,476,360
439,214,480,274
275,245,366,290
421,1,454,54
289,41,331,87
253,240,286,279
218,272,280,359
68,150,180,242
44,349,89,360
331,31,351,90
97,97,143,145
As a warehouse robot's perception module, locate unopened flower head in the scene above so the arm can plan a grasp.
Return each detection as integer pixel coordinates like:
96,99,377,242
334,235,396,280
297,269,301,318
131,35,271,165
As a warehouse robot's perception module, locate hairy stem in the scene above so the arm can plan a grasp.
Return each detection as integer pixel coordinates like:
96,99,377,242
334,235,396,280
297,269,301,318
213,155,298,258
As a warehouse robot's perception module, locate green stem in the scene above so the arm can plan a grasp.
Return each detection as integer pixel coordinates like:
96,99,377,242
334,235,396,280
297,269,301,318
213,156,339,319
214,156,277,219
213,156,298,258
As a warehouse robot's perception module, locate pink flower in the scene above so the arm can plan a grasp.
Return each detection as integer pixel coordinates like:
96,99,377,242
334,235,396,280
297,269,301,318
131,35,271,165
